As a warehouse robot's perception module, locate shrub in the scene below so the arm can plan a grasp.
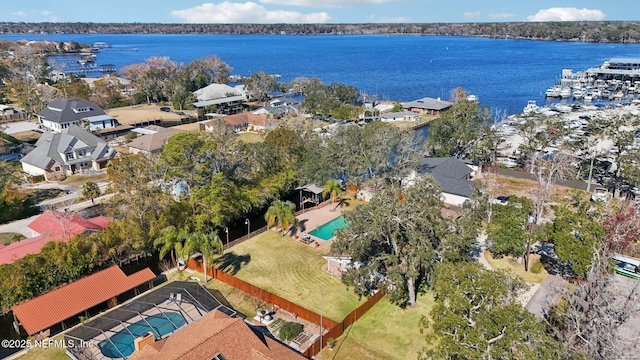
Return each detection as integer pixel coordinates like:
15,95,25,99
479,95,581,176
531,260,543,274
279,321,303,342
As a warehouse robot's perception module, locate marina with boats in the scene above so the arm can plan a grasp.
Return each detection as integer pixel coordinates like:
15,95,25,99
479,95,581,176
544,58,640,105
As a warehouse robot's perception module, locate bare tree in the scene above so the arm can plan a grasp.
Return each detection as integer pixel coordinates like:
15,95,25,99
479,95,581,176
526,151,574,224
547,247,640,359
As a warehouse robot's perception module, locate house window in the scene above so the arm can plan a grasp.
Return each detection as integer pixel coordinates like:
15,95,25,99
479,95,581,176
65,153,74,161
54,166,61,171
77,149,86,157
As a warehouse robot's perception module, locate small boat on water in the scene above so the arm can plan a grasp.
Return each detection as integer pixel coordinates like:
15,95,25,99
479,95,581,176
560,87,571,99
523,100,539,114
466,94,479,103
545,86,561,98
572,88,584,100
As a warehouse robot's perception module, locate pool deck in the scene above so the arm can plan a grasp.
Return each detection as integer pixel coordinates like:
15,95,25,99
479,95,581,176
268,202,344,250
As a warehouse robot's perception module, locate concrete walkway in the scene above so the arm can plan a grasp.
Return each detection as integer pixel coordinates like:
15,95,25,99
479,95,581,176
474,230,552,309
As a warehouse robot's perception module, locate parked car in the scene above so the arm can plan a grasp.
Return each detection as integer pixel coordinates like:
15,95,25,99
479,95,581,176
160,106,171,112
590,187,609,202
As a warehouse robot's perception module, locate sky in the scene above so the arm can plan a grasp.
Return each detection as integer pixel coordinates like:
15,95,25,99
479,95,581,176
0,1,637,24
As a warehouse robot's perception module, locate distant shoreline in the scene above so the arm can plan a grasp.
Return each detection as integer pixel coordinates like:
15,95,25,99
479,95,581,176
1,21,639,44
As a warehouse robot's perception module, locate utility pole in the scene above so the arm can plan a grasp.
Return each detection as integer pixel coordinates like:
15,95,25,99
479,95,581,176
586,148,597,192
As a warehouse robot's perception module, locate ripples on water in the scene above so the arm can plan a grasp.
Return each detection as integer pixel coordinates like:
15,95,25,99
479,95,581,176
3,33,640,115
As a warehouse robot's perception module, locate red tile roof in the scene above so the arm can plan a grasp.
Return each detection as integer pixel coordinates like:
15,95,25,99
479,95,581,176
128,310,307,360
0,235,50,265
12,266,155,335
28,210,108,238
0,211,110,265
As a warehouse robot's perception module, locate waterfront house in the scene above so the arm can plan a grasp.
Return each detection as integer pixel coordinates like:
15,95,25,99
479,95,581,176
20,124,116,180
37,98,120,132
192,83,248,115
379,111,420,122
402,97,452,115
355,93,379,109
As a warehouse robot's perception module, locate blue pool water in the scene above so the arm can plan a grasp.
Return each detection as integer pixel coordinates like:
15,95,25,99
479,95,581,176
98,312,186,358
310,216,348,241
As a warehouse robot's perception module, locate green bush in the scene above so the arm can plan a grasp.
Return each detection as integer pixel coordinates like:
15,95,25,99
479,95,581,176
279,321,303,342
531,260,543,274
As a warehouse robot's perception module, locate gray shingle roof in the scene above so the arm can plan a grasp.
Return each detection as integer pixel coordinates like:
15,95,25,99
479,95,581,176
37,98,107,124
420,157,473,179
419,157,474,197
20,125,115,170
402,97,452,111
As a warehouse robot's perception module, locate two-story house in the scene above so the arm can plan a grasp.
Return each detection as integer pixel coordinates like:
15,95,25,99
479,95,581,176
37,98,120,132
20,125,116,180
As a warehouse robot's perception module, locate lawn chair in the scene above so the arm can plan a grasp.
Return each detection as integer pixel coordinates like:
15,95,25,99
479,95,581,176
175,293,182,305
165,293,175,305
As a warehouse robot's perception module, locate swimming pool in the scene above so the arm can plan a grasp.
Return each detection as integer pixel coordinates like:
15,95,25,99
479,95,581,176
309,216,348,241
98,312,186,358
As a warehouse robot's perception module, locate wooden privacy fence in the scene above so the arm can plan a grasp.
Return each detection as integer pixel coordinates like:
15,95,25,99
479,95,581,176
186,258,385,358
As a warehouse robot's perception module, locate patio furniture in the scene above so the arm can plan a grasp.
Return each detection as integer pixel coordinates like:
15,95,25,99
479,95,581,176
175,293,182,305
164,293,175,305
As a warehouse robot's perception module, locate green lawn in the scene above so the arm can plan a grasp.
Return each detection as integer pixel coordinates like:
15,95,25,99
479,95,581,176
59,172,108,185
216,230,364,322
317,293,435,360
16,335,69,360
236,132,264,143
484,251,549,284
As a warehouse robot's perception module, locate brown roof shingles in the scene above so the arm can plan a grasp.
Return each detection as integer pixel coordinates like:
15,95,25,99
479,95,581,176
224,113,269,127
128,310,307,360
12,266,155,335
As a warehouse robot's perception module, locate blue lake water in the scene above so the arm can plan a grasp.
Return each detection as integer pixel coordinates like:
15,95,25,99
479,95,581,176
2,33,640,114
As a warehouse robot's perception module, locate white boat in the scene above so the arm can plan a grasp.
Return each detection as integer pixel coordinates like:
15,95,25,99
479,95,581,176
584,94,593,102
545,86,561,98
466,94,479,103
523,100,539,114
572,89,584,100
560,87,572,99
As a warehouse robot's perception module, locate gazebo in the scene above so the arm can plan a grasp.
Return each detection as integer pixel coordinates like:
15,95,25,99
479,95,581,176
295,184,324,209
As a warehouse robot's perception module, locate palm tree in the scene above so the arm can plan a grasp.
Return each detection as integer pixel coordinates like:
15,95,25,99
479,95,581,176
322,180,343,206
82,181,101,204
154,225,187,267
264,200,298,236
181,231,223,282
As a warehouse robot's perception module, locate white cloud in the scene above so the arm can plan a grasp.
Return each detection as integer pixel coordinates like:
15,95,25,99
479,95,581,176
260,0,406,8
528,7,606,22
172,2,331,23
489,13,515,19
463,12,480,19
41,11,53,16
10,11,27,17
369,15,411,23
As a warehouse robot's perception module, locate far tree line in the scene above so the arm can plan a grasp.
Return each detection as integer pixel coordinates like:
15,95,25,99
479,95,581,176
1,21,639,43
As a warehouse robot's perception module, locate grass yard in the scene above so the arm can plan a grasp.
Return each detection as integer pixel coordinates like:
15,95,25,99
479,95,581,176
16,335,69,360
316,293,435,360
484,251,549,284
59,172,108,186
236,132,264,143
205,279,269,319
0,232,25,245
216,230,364,322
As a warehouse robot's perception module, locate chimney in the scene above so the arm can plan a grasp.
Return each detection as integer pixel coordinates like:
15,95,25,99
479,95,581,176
134,332,155,352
